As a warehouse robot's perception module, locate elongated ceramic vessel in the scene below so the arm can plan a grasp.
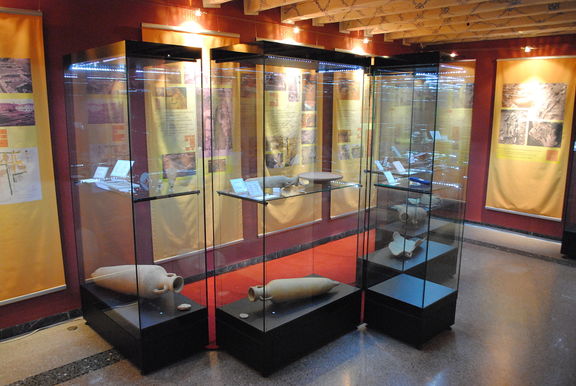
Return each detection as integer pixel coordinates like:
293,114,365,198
388,232,423,258
248,277,339,303
391,204,427,225
91,265,184,298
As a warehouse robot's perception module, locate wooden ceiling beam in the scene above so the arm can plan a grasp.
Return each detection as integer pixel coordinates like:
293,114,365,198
415,29,576,45
402,22,576,44
202,0,232,8
281,0,501,23
342,1,576,33
384,11,576,39
316,0,570,25
244,0,306,15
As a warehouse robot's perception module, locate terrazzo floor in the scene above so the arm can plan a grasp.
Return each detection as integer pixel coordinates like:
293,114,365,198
1,240,576,385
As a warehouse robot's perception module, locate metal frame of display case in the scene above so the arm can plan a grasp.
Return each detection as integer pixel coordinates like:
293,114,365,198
210,41,371,375
65,41,208,373
362,52,475,347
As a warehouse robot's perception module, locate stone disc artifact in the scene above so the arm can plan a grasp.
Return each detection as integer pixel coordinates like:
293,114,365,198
298,172,343,185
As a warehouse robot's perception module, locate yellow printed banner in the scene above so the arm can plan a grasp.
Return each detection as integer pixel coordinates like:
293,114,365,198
486,57,576,220
331,70,368,218
142,26,241,249
0,11,65,302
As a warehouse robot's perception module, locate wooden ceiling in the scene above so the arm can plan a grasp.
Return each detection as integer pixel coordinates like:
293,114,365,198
204,0,576,46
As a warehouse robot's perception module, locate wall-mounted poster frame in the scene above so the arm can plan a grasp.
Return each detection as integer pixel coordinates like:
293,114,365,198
0,7,65,305
486,56,576,221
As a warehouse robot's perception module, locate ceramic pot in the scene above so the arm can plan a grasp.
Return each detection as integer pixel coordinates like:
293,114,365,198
391,204,427,225
388,232,423,258
408,194,441,207
248,277,339,303
91,265,184,298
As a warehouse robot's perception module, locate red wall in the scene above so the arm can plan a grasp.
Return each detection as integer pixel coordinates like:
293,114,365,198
0,0,574,330
431,35,576,238
0,0,411,330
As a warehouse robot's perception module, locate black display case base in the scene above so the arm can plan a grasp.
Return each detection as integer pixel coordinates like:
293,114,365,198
81,285,208,374
216,281,361,376
561,229,576,258
365,274,457,347
358,239,457,287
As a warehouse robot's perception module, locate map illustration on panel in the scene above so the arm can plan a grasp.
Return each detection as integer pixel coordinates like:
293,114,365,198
0,148,41,204
0,58,32,93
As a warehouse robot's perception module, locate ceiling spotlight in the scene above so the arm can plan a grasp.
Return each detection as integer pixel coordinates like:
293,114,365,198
293,26,300,34
450,52,457,58
524,46,533,53
194,8,203,17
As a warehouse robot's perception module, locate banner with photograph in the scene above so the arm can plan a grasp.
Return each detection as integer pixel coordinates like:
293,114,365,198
486,57,576,220
435,61,475,201
258,65,322,233
331,70,367,218
0,11,65,303
143,60,206,261
142,27,240,249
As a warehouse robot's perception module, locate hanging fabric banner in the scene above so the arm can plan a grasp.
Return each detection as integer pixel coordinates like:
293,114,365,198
142,24,240,250
0,9,65,303
486,57,576,220
331,69,367,218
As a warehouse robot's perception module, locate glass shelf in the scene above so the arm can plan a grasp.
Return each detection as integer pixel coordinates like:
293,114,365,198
217,180,360,204
81,179,202,203
133,189,201,203
374,180,431,194
364,168,430,177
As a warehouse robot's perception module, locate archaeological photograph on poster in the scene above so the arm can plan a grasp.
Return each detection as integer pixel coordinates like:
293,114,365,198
211,88,233,156
0,99,35,126
498,109,528,145
264,68,303,169
0,58,33,93
499,82,567,148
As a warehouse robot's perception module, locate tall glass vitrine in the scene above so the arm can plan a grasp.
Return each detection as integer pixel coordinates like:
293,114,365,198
562,140,576,258
210,42,370,374
363,53,475,346
65,41,208,373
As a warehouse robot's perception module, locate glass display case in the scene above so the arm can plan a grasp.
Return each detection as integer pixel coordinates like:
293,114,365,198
363,53,475,346
210,41,370,374
65,41,208,373
562,140,576,258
